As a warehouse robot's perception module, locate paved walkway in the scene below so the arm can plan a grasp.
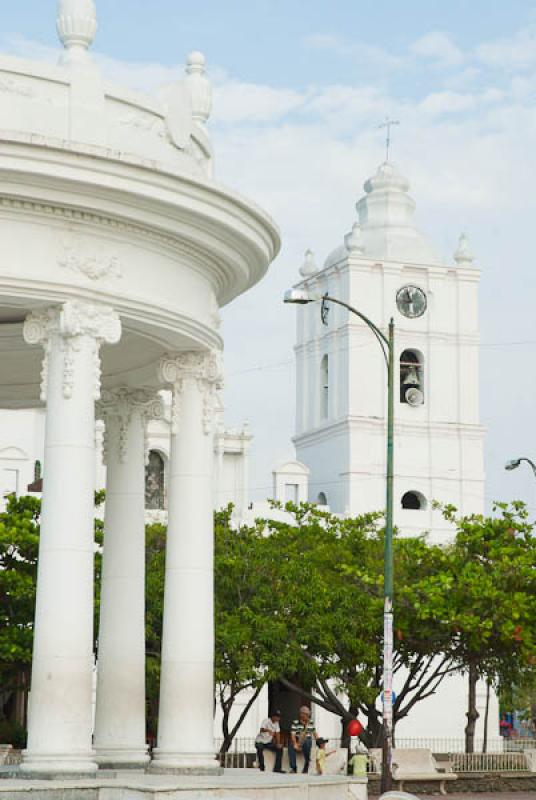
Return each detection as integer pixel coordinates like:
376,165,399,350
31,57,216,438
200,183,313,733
420,795,536,799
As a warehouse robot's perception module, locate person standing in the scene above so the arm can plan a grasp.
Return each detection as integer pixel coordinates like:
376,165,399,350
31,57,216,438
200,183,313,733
315,737,336,775
255,710,284,772
288,705,317,774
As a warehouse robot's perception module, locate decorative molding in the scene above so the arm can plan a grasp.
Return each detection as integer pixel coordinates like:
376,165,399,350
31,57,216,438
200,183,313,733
119,111,166,140
158,350,223,435
58,238,123,282
0,196,223,283
23,301,121,402
0,75,36,98
98,387,164,464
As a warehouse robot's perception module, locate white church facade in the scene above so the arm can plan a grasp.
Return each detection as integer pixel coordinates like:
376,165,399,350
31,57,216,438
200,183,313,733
293,160,486,541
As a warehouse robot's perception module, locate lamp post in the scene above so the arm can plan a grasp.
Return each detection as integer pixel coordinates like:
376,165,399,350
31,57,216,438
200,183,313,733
505,457,536,478
284,287,395,791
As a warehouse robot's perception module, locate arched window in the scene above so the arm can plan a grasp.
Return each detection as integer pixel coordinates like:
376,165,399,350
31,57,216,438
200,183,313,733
145,450,165,510
401,491,427,510
400,349,424,405
320,354,329,419
317,492,328,505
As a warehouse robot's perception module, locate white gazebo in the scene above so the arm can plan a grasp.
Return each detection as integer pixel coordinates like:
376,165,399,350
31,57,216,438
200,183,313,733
0,0,279,777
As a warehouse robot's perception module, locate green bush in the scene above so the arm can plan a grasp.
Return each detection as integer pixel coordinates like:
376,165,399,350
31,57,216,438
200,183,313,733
0,720,27,749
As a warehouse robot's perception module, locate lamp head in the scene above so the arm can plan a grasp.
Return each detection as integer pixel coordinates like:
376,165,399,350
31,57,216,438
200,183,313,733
284,288,311,305
505,459,521,471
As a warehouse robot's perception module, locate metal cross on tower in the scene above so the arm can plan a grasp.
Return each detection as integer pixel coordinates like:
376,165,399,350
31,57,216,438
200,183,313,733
379,116,400,162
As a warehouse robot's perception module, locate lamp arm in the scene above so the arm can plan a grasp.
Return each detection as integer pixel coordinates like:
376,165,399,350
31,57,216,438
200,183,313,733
321,294,390,367
520,458,536,478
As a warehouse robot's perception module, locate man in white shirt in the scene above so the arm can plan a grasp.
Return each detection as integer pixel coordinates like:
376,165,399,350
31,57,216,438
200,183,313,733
255,709,284,772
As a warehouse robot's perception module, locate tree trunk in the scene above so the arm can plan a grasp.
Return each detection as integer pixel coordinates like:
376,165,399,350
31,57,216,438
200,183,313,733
364,705,383,748
465,662,479,753
219,685,263,754
220,695,234,755
482,679,491,754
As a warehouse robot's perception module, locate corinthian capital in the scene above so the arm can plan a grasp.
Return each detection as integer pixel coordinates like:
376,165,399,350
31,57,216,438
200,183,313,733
23,301,121,402
24,300,121,347
158,350,223,435
98,387,164,464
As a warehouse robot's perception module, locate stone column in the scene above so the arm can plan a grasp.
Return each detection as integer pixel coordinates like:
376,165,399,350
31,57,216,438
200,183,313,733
21,301,121,775
93,388,163,768
151,351,222,774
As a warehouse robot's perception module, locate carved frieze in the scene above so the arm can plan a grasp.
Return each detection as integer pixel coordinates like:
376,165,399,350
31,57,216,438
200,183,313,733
58,237,123,282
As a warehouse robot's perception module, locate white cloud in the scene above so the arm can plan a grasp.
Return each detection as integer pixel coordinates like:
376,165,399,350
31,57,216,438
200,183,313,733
419,90,475,115
213,82,305,124
304,33,403,72
476,25,536,70
442,66,481,90
410,31,464,67
1,34,58,63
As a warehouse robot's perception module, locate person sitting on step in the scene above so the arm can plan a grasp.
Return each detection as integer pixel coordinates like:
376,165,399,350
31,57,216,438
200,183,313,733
288,705,317,774
254,709,284,773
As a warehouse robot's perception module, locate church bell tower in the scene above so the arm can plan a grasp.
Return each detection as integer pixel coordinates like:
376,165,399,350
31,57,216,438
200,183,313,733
292,161,485,539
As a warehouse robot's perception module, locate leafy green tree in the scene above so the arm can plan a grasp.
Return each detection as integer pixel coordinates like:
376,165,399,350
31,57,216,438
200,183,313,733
427,502,536,752
144,509,297,752
0,495,40,726
145,522,166,743
0,492,105,740
215,508,273,752
256,504,460,747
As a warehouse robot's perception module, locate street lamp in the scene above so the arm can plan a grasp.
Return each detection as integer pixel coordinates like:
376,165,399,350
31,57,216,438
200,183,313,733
505,457,536,478
284,287,395,792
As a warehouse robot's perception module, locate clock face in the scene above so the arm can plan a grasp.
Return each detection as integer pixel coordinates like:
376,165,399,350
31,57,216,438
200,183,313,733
396,285,427,319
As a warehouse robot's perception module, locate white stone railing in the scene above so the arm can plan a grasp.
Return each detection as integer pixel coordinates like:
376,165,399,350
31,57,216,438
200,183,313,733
450,751,529,773
395,736,507,753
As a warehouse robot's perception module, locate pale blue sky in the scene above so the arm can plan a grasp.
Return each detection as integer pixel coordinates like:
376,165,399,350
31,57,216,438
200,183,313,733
5,1,536,515
5,1,536,88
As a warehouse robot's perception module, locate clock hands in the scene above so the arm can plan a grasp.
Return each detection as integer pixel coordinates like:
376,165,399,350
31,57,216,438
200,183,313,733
396,285,427,318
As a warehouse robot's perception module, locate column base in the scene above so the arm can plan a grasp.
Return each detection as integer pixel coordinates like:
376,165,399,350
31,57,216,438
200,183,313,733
95,745,150,770
149,750,222,776
20,749,98,777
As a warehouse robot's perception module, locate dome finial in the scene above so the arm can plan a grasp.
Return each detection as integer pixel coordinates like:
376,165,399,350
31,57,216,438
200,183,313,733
57,0,97,63
454,232,475,266
185,51,212,125
300,249,318,278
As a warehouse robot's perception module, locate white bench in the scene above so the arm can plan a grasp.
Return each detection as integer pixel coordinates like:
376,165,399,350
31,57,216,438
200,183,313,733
261,745,348,774
524,748,536,772
391,748,457,795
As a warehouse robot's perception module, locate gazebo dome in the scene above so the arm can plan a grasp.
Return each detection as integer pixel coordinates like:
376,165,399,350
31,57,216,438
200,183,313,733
0,3,279,409
323,161,438,268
